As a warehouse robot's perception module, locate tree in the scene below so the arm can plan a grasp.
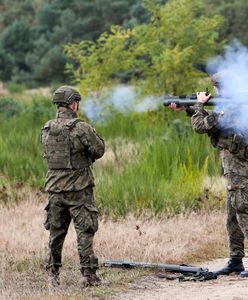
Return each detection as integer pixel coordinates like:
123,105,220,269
204,0,248,46
65,0,225,97
0,18,33,82
0,0,143,84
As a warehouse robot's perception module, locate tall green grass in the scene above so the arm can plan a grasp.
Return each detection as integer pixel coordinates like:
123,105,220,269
95,111,220,216
0,96,55,186
0,97,221,215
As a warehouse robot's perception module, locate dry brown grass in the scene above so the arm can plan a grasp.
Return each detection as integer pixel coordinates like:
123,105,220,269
0,187,228,299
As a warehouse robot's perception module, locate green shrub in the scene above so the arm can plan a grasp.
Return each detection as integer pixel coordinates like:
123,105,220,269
0,96,24,118
6,82,27,93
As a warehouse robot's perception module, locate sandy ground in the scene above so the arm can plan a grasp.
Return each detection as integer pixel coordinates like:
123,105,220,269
114,258,248,300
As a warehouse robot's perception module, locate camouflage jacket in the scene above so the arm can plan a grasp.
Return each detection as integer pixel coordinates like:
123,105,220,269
41,107,105,192
191,103,248,177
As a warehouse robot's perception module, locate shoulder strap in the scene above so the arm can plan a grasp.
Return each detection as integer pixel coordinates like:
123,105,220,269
65,118,81,130
42,120,54,130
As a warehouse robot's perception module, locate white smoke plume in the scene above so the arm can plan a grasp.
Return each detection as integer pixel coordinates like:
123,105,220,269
207,41,248,139
80,85,161,122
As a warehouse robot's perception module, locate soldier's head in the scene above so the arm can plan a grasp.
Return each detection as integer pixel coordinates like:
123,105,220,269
211,72,223,96
52,86,81,112
211,70,232,96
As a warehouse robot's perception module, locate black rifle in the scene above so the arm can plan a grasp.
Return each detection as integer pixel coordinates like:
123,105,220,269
103,259,208,274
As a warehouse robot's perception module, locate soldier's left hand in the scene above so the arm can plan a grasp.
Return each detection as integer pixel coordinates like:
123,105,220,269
169,102,184,112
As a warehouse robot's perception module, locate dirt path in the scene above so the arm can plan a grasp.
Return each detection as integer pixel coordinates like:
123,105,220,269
114,258,248,300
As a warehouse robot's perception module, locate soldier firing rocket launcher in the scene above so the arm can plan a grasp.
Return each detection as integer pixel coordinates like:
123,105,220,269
163,95,228,107
163,88,229,107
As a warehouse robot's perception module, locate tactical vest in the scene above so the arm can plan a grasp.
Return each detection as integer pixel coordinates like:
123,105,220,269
42,118,92,170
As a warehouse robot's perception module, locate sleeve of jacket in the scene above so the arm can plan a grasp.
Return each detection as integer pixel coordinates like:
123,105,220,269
77,122,105,160
185,107,196,117
191,103,219,134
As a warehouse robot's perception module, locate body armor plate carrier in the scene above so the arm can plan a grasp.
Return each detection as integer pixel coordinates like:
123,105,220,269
43,119,91,170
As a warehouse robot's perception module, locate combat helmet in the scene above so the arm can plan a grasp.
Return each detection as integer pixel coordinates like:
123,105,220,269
211,73,221,86
52,86,81,105
211,70,232,87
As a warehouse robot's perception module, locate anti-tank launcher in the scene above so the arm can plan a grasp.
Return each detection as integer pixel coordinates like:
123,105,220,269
163,94,227,107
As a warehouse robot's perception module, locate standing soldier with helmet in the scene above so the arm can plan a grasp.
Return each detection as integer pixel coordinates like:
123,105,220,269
169,72,248,277
41,86,105,288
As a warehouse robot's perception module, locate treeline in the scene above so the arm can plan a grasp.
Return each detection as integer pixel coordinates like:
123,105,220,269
0,0,247,87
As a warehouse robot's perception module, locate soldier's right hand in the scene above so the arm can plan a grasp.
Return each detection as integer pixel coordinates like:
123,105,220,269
197,92,212,104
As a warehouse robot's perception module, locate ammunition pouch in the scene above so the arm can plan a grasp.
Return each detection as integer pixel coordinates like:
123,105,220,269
44,203,51,230
204,114,219,130
229,134,243,154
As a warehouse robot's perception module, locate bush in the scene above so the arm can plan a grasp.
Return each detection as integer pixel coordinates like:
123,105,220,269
0,96,24,118
6,82,27,93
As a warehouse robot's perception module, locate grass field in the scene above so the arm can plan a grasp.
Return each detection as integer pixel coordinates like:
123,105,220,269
0,95,222,215
0,187,227,299
0,93,230,299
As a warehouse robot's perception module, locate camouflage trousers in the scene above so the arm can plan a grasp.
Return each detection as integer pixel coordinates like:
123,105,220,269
44,186,99,273
226,175,248,258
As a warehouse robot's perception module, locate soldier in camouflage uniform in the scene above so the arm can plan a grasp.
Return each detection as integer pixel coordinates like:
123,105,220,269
170,73,248,277
41,86,105,288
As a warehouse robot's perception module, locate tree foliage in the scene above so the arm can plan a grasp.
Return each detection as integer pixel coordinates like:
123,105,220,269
0,0,247,86
65,0,225,96
0,0,144,85
204,0,248,46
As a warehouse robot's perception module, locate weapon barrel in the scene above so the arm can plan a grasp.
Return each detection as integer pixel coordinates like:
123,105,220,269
163,98,227,107
103,260,208,274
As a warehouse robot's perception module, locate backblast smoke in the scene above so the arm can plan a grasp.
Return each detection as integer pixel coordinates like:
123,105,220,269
80,86,161,123
207,41,248,140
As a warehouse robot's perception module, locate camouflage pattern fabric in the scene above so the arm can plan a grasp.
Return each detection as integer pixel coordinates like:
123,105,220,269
45,187,99,272
226,175,248,258
41,107,105,192
191,103,248,259
41,106,105,273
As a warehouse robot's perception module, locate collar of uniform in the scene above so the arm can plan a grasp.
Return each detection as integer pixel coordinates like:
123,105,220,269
56,107,75,119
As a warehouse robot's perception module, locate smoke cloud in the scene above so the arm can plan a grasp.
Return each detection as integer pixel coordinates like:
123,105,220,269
207,41,248,139
80,85,161,123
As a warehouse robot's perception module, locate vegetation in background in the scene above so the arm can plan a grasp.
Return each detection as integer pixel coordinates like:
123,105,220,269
0,96,221,215
0,0,148,85
205,0,248,45
0,198,227,298
0,96,55,187
0,0,247,86
65,0,225,97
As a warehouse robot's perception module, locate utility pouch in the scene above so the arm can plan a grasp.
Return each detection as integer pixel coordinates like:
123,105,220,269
44,203,51,230
244,146,248,160
229,134,243,154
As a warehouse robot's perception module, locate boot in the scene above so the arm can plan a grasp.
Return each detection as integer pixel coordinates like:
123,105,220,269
47,268,60,290
213,258,244,276
79,268,102,288
240,270,248,277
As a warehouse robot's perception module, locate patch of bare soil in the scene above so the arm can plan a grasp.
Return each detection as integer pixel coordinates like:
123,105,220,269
114,258,248,300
